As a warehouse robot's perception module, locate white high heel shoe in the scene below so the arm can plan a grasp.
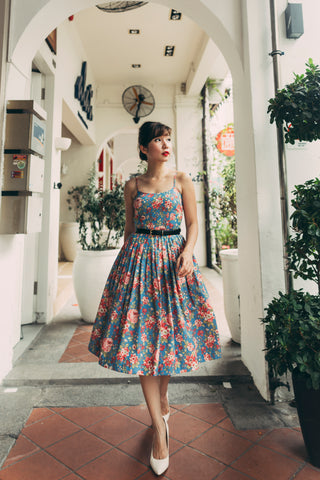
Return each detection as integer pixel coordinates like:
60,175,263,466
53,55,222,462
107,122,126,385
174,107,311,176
163,392,170,422
150,418,169,476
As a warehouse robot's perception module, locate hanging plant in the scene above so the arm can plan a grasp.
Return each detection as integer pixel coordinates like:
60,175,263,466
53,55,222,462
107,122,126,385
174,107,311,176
267,58,320,144
200,77,231,116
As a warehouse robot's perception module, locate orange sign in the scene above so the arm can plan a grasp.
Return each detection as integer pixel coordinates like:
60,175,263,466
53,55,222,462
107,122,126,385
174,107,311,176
216,126,235,157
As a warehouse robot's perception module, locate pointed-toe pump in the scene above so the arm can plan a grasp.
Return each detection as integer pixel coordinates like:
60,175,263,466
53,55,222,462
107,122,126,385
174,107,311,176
150,418,169,476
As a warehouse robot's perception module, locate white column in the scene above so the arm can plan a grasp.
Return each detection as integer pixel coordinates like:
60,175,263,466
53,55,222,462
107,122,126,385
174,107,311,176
174,94,207,266
36,73,62,322
234,0,285,399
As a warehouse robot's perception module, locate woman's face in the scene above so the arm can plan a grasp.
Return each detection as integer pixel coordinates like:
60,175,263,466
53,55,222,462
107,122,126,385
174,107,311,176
141,134,172,162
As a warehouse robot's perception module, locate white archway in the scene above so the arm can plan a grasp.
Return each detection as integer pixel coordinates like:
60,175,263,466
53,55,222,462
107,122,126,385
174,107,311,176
4,0,284,400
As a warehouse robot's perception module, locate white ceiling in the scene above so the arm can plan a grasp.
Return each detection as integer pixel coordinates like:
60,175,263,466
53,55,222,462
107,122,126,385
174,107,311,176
73,2,228,89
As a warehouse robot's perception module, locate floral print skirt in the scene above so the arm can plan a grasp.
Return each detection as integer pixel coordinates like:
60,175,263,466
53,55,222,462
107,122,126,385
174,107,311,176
88,233,221,375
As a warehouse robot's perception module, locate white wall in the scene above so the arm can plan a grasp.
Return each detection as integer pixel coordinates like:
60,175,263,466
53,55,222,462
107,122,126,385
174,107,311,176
275,0,320,207
113,132,139,173
55,17,98,243
95,83,176,142
59,137,96,223
175,94,207,266
57,19,96,144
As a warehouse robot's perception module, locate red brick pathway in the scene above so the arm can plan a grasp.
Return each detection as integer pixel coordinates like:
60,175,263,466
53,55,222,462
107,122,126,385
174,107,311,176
59,325,95,363
1,403,319,480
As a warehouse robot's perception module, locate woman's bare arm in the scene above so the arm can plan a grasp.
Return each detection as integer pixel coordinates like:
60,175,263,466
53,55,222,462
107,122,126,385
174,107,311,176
176,172,198,277
124,178,136,242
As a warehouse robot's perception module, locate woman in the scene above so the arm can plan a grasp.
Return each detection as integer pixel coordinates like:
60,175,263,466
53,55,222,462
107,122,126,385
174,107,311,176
89,121,221,475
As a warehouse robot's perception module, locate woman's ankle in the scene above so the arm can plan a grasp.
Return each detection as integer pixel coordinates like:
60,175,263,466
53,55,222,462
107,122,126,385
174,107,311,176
153,418,166,433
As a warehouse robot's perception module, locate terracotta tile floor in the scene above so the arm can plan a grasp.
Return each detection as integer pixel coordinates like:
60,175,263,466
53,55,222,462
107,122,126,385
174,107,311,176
59,325,95,363
1,403,320,480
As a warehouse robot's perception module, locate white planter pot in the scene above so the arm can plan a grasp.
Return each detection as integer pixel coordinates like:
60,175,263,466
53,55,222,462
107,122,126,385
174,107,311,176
219,248,241,344
60,222,80,261
73,248,120,323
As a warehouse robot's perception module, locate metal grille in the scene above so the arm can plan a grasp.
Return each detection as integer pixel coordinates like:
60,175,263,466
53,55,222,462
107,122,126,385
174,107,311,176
96,2,148,13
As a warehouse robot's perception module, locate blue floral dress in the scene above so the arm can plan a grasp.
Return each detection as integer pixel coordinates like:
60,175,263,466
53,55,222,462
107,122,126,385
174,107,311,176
88,180,221,375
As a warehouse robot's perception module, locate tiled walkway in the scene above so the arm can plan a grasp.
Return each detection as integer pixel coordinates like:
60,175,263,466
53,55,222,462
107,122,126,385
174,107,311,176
1,402,319,480
59,325,95,363
3,266,320,479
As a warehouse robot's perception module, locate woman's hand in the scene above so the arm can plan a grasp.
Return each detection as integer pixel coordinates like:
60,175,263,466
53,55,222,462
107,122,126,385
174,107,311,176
176,249,194,277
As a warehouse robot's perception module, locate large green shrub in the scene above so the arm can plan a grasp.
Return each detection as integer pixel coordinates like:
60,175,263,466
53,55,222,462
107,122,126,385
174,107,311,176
267,58,320,144
263,178,320,389
288,178,320,294
263,290,320,390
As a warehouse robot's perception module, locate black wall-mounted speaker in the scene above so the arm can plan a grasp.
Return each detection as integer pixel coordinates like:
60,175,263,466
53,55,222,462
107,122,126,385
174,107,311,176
285,3,304,39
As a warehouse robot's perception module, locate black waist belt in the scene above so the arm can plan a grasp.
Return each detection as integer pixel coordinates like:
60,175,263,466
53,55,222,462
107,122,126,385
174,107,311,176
136,228,181,236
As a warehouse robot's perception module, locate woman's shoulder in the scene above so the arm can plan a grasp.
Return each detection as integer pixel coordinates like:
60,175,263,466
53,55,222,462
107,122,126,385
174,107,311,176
175,171,193,186
124,176,138,198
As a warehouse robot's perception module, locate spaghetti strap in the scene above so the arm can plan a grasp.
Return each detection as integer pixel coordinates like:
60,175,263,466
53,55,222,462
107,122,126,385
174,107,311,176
135,176,139,191
173,175,176,187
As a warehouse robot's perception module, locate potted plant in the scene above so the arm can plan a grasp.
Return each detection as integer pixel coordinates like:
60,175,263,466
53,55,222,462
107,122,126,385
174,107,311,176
267,58,320,144
67,163,125,322
59,221,81,261
262,177,320,468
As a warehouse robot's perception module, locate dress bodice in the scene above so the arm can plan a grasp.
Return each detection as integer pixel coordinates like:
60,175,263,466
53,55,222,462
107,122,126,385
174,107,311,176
133,187,183,231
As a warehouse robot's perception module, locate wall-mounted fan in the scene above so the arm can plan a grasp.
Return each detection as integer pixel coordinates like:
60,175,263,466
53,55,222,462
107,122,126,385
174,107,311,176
122,85,155,124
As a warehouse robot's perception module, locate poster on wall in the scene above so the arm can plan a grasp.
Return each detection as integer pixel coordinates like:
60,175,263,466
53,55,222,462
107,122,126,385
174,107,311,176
215,125,235,157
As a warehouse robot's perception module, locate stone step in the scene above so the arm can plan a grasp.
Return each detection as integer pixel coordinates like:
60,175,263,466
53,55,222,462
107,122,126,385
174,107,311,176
2,360,252,387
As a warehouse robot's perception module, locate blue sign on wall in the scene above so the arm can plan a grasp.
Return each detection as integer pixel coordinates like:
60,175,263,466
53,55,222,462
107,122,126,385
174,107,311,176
74,61,93,123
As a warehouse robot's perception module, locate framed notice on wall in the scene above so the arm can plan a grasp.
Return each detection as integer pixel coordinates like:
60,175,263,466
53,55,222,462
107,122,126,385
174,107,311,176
46,29,57,54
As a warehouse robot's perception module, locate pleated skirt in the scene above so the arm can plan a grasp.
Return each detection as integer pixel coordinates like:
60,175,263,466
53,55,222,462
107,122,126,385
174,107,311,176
88,233,221,375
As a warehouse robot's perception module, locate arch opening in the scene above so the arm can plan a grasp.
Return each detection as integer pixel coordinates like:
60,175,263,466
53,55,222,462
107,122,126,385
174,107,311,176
3,0,271,399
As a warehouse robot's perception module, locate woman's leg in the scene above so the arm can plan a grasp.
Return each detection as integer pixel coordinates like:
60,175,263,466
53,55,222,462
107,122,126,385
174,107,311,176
139,376,168,459
160,375,170,417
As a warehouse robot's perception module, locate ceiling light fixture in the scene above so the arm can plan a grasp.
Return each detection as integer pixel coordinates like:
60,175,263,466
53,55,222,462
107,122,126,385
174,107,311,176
96,2,148,13
164,46,175,57
132,64,141,68
129,29,140,34
170,9,182,20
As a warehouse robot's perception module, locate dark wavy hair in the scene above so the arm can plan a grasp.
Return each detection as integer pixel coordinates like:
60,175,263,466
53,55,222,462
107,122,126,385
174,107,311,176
138,121,172,161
